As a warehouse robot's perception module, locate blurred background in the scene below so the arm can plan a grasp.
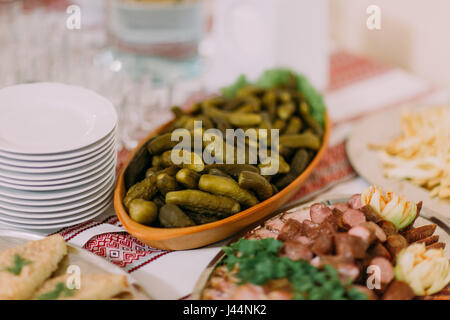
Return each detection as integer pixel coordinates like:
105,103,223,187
0,0,448,150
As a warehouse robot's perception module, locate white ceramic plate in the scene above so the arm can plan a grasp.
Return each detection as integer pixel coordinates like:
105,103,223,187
0,181,114,219
0,126,116,161
0,152,116,185
0,159,116,192
0,139,116,174
0,83,117,154
0,170,115,202
0,132,115,168
346,106,450,220
0,175,115,207
0,194,113,224
0,148,116,182
0,201,111,230
0,177,114,213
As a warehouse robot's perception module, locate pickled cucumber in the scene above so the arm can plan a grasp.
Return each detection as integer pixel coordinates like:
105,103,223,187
123,176,158,209
156,173,180,195
238,171,273,200
147,133,178,155
166,190,241,215
175,168,200,189
279,132,321,150
129,199,158,225
198,174,259,207
159,204,195,228
204,164,259,178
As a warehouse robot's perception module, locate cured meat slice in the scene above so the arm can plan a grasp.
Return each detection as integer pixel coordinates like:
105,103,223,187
277,219,304,242
385,234,408,258
368,243,391,260
310,203,332,224
360,205,383,223
404,224,437,243
378,220,398,236
348,194,362,209
334,233,368,259
369,257,394,285
279,241,313,261
342,209,366,229
415,235,439,246
382,281,415,300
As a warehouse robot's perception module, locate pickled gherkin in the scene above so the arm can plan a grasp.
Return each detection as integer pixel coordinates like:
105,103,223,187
156,173,180,195
238,171,273,200
147,133,178,155
123,176,158,209
279,132,321,150
129,199,158,225
159,204,195,228
198,174,259,207
204,164,259,178
176,168,200,189
166,190,241,215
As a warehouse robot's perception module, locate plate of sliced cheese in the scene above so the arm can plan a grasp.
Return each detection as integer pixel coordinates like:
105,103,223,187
346,105,450,220
0,231,151,300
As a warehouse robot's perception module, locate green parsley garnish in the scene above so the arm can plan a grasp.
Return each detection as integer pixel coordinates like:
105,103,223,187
222,238,367,300
5,254,31,276
37,282,77,300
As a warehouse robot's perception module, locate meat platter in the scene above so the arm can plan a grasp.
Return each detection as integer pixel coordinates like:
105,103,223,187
192,188,450,300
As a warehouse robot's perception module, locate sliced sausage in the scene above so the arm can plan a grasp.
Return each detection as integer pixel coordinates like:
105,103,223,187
368,242,392,260
348,194,362,209
327,208,346,231
348,225,376,245
296,236,313,247
404,224,437,243
382,281,415,300
334,233,368,259
369,257,394,285
302,219,320,238
427,242,446,250
361,221,387,242
311,232,333,255
415,235,439,246
333,202,349,213
310,203,332,224
278,219,304,242
342,209,366,229
360,205,383,223
378,220,398,236
279,241,313,261
385,234,408,258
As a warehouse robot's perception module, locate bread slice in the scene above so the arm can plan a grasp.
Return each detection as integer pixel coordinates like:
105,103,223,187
0,234,67,300
34,274,129,300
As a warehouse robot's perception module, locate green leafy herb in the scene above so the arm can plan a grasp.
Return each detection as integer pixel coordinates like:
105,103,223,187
37,282,76,300
222,239,367,300
221,75,250,99
221,69,326,127
5,254,31,276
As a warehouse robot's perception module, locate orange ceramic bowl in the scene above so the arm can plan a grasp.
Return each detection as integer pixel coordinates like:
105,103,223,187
114,113,331,250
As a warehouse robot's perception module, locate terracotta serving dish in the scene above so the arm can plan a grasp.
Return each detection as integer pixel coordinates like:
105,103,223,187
114,113,331,250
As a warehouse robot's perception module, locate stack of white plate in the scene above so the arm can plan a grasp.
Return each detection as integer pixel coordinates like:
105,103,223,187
0,83,118,231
